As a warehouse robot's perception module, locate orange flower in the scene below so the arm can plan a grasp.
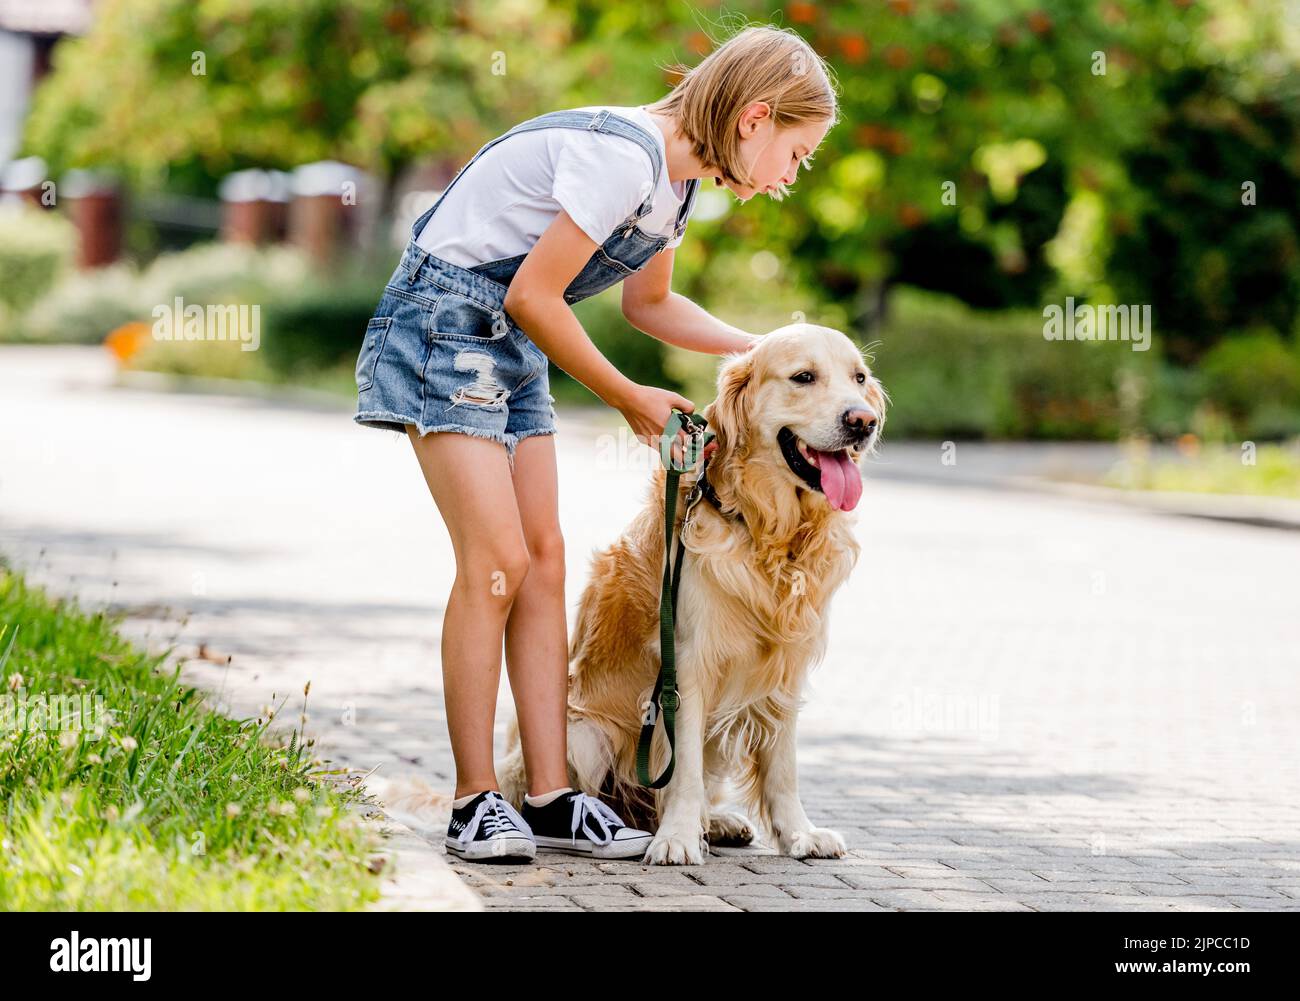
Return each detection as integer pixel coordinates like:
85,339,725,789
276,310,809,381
103,321,151,365
884,128,911,156
838,35,869,63
1176,433,1201,458
883,45,911,69
787,2,818,24
925,45,952,70
1026,10,1052,36
857,123,883,146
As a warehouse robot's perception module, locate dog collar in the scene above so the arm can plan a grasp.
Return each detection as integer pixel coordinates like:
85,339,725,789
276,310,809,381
691,460,743,525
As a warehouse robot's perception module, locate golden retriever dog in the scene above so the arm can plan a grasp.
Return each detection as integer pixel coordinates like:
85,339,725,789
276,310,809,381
496,321,886,865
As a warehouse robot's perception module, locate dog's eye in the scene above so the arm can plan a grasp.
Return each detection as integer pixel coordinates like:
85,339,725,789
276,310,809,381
855,372,867,384
790,371,815,384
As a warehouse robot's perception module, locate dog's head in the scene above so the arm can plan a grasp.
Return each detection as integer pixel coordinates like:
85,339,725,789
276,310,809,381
705,323,887,514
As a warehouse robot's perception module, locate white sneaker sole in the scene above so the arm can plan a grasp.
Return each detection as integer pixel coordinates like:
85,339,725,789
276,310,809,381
444,835,536,862
533,833,654,860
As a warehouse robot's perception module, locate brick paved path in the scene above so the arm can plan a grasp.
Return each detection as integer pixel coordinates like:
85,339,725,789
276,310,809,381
3,347,1298,911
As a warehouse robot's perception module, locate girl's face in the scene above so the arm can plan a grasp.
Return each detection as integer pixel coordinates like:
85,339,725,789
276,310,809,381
715,103,831,202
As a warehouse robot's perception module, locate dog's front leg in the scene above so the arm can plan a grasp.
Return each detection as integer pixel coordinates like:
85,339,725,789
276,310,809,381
756,712,847,859
644,679,709,865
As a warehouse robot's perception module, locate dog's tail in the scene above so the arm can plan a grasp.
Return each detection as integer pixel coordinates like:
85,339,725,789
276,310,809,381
362,773,451,839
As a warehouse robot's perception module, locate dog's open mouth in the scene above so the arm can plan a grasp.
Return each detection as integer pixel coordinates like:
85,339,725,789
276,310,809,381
777,427,863,512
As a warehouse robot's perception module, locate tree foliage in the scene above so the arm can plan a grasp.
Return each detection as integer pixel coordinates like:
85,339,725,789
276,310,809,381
21,0,1300,352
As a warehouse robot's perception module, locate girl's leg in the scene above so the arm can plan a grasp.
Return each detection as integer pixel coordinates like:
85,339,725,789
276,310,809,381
502,433,571,797
405,426,530,800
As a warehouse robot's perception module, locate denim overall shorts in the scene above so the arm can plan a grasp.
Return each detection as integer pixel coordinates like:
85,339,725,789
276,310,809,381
353,108,701,463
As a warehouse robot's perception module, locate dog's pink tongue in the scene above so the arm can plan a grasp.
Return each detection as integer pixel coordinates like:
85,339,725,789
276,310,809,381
811,448,863,511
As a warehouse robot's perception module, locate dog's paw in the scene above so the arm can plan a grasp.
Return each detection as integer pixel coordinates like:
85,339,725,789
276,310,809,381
707,810,755,846
786,826,847,859
644,826,708,865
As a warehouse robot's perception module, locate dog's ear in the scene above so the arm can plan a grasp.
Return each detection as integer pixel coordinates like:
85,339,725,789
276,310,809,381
865,371,889,431
709,350,758,457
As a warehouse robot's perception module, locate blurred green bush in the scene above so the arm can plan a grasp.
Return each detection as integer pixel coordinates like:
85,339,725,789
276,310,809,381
9,234,1298,443
868,289,1300,441
13,242,317,345
867,287,1162,440
0,206,76,326
6,237,674,397
257,276,389,378
16,262,150,344
1198,328,1300,439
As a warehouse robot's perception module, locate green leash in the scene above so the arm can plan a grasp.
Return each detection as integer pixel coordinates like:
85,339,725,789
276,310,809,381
635,408,715,788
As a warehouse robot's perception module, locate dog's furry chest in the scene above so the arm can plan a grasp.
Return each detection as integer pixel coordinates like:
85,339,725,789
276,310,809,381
670,543,849,709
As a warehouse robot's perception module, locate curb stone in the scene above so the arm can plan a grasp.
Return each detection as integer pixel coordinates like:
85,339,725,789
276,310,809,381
83,603,484,914
111,368,351,412
869,462,1300,530
1020,477,1300,530
360,802,484,912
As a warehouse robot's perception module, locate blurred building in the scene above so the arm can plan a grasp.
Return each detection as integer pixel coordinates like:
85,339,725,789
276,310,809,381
0,0,95,168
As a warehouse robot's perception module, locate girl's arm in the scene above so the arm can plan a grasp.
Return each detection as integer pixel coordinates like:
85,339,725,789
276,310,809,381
621,249,760,355
502,209,695,447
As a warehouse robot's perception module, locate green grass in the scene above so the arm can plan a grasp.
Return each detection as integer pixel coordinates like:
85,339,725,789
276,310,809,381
0,565,384,910
1103,440,1300,498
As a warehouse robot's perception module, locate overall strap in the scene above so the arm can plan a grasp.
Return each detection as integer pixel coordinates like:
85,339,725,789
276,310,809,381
414,109,669,247
671,177,701,240
420,110,661,231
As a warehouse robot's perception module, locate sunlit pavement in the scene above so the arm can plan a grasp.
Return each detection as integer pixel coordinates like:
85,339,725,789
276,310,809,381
3,345,1298,911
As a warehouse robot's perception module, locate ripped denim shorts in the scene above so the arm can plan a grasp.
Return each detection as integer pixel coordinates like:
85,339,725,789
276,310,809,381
353,243,556,463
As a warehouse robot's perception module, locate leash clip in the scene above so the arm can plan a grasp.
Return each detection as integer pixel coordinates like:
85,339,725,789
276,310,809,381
659,408,714,473
681,479,706,532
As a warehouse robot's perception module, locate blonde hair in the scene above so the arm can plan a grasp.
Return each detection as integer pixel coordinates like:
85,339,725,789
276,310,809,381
644,24,839,197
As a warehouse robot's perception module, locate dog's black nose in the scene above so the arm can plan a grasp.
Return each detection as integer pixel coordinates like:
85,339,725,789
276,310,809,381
843,407,877,439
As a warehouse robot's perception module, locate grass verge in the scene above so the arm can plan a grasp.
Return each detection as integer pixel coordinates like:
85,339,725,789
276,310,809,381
0,564,384,910
1102,439,1300,499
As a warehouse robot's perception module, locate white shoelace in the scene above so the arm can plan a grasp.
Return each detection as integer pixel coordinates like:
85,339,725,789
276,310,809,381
567,792,625,847
458,792,533,844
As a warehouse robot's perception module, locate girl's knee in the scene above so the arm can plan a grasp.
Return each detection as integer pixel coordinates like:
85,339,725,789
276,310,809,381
524,530,565,585
458,545,532,599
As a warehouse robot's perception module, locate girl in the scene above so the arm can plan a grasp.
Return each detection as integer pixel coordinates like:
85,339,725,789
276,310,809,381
353,24,838,862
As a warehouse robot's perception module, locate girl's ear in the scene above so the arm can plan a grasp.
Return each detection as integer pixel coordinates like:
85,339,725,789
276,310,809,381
708,350,758,459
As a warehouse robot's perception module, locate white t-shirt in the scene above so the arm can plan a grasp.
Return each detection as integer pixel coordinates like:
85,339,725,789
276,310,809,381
414,104,691,268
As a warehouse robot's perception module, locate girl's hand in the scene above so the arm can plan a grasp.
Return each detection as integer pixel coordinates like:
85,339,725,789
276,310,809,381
725,332,761,355
616,383,697,455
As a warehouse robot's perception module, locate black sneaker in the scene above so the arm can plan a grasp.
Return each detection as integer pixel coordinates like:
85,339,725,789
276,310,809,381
521,789,654,860
444,790,536,863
